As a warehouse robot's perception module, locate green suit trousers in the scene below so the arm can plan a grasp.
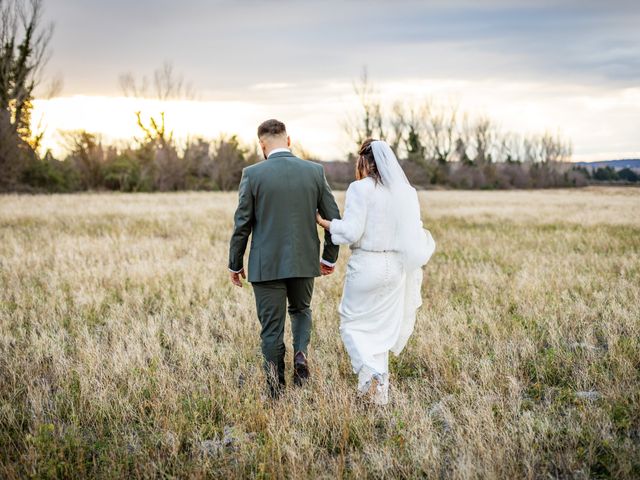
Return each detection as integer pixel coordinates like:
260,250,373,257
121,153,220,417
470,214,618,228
252,277,315,388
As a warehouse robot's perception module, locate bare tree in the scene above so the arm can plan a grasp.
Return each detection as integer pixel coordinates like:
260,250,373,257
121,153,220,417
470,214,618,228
0,0,53,137
344,67,386,149
523,135,544,163
134,111,172,148
119,63,199,191
541,131,572,163
0,0,54,188
471,117,496,164
451,112,472,164
118,71,148,99
388,101,406,154
423,100,458,164
495,132,521,163
40,72,63,98
120,62,197,148
119,61,196,101
403,105,427,164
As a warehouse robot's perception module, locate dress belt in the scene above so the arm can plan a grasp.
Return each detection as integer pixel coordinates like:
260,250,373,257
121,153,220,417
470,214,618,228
353,247,397,253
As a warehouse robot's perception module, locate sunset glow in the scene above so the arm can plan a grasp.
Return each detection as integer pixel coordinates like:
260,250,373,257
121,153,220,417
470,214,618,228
34,80,640,161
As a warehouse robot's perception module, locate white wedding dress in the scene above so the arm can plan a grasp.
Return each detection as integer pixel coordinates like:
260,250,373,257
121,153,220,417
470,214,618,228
328,141,434,405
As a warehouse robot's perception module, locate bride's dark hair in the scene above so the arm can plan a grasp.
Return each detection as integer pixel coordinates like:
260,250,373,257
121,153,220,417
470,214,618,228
356,138,382,184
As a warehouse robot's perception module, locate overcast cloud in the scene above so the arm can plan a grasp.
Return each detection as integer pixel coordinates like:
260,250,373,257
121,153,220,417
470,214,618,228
44,0,640,95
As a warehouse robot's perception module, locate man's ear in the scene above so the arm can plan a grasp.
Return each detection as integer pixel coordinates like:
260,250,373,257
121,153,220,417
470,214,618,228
287,136,291,147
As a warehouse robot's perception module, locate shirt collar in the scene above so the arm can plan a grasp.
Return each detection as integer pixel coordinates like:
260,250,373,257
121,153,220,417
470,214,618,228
267,147,291,158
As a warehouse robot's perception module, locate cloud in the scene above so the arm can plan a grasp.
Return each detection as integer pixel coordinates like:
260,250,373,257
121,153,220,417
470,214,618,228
45,0,640,95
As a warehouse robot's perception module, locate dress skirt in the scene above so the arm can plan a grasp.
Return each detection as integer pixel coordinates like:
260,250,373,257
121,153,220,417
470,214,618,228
338,248,423,383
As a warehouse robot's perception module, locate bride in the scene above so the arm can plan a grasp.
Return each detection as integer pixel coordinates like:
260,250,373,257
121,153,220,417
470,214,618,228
316,139,434,405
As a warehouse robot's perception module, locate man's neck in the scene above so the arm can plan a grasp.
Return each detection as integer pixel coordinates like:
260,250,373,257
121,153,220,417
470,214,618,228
267,147,290,158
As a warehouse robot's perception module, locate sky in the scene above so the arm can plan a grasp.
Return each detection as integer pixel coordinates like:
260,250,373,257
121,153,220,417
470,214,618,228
34,0,640,160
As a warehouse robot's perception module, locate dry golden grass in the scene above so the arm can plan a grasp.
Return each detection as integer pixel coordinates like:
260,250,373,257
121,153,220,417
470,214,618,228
0,187,639,479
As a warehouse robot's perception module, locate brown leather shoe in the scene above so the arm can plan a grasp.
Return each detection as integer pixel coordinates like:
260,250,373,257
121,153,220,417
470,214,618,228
293,351,309,386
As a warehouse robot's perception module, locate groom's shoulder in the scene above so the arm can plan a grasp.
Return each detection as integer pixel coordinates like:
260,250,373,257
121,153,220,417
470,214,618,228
243,162,260,173
287,155,324,177
242,159,269,176
291,153,321,167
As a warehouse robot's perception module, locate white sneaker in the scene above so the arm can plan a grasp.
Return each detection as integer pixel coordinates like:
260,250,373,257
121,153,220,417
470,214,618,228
371,374,389,406
356,368,390,405
357,365,375,395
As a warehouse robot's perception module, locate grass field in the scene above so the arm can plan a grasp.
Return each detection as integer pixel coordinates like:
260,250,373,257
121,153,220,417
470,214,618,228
1,188,639,479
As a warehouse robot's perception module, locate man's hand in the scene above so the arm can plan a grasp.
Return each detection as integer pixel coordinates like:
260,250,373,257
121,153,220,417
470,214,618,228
230,268,246,287
320,263,335,276
316,211,331,231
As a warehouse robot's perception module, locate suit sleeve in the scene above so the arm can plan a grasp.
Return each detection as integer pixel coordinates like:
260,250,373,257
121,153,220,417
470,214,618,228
329,182,366,245
317,166,341,264
228,169,254,271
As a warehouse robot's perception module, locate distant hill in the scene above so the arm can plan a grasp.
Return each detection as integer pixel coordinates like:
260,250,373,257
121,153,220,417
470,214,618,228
575,159,640,170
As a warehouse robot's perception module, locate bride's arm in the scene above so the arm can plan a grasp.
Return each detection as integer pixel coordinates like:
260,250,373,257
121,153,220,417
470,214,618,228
328,230,351,245
326,182,367,245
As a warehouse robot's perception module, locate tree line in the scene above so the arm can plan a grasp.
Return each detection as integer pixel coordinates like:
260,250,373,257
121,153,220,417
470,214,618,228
338,71,611,189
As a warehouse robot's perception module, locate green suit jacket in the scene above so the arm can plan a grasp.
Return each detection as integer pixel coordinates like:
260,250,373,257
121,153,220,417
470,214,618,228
228,151,341,283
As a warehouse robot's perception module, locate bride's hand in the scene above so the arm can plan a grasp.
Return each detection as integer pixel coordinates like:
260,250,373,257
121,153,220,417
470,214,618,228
316,211,330,231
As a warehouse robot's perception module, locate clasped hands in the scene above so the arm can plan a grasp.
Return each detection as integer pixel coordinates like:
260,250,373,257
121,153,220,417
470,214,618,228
315,212,334,275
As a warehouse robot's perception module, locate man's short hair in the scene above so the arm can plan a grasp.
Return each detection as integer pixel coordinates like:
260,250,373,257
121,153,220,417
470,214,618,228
258,119,287,139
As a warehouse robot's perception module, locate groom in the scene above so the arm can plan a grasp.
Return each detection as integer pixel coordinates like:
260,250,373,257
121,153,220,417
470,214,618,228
228,119,341,397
